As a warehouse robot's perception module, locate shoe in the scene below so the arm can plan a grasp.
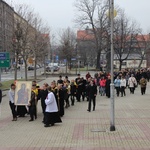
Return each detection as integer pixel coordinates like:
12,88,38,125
44,124,50,127
29,119,34,122
12,117,17,121
87,109,90,112
51,123,54,126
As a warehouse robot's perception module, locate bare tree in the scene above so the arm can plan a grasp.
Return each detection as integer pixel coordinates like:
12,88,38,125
113,10,141,70
74,0,110,69
12,22,23,80
135,33,150,68
13,4,50,80
59,27,76,73
30,15,50,79
14,4,36,80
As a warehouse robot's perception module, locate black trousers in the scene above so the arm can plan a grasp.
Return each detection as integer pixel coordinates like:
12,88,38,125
70,94,75,105
41,103,46,122
88,97,96,111
76,90,82,101
130,87,135,94
9,101,17,118
141,87,146,95
115,87,120,96
120,86,126,96
29,105,36,120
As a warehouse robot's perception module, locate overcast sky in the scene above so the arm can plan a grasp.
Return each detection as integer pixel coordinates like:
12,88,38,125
5,0,150,33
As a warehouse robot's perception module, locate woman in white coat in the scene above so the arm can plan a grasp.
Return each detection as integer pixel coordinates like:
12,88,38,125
128,74,137,94
44,86,62,127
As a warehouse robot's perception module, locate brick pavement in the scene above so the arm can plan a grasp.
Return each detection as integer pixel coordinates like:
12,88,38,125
0,76,150,150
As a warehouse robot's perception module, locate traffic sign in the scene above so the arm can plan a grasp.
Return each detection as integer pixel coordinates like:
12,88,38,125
0,53,6,60
0,52,10,68
28,57,33,64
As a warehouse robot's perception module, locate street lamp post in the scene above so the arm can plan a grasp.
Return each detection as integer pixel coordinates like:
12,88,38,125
110,0,115,131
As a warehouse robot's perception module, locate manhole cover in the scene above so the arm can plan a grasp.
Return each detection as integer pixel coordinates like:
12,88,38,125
91,129,106,132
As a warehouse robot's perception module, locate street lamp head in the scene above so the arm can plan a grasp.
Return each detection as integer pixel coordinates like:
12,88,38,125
106,9,117,18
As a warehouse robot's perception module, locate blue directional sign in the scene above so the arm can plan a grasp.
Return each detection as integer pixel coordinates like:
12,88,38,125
0,53,6,60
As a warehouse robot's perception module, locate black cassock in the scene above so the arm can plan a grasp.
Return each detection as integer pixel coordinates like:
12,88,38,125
105,79,111,98
17,106,27,117
53,88,65,117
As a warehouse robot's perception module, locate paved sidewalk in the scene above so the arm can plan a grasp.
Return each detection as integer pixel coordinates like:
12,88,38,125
0,76,150,150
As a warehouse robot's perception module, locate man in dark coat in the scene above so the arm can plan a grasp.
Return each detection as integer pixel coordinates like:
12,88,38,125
87,80,97,112
70,79,77,105
57,75,64,84
105,76,111,98
38,83,49,123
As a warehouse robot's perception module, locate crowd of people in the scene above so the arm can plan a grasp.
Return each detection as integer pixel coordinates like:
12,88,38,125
95,68,149,97
8,68,149,127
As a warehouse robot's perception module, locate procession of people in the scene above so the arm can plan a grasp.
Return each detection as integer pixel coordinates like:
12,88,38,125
8,68,150,127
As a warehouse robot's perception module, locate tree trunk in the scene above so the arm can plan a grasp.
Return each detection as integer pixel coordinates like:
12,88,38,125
106,49,111,73
34,57,37,80
119,60,122,71
43,56,46,78
96,51,100,69
65,60,68,74
14,54,18,80
24,61,28,81
138,59,143,69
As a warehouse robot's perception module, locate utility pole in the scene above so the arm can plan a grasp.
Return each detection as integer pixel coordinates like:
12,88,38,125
110,0,115,131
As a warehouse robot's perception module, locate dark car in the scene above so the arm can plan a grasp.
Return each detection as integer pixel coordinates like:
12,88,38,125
28,66,34,70
46,66,59,72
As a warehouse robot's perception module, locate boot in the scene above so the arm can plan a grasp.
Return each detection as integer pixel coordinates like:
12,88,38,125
12,117,17,121
93,107,95,111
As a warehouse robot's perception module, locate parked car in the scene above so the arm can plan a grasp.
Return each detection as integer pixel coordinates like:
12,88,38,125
36,65,40,69
46,66,59,72
28,66,34,70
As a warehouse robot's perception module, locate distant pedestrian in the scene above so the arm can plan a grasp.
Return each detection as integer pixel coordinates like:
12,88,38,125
128,74,137,94
139,76,147,95
114,76,121,97
99,76,106,96
120,76,126,97
8,83,17,121
57,75,63,84
105,76,111,98
86,72,91,80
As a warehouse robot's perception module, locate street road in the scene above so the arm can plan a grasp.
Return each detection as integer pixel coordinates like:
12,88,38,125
0,68,44,81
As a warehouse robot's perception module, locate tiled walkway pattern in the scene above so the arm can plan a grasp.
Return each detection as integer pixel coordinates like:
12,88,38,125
0,77,150,150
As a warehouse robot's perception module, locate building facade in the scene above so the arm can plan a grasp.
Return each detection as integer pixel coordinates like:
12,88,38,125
77,29,149,70
0,0,14,53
